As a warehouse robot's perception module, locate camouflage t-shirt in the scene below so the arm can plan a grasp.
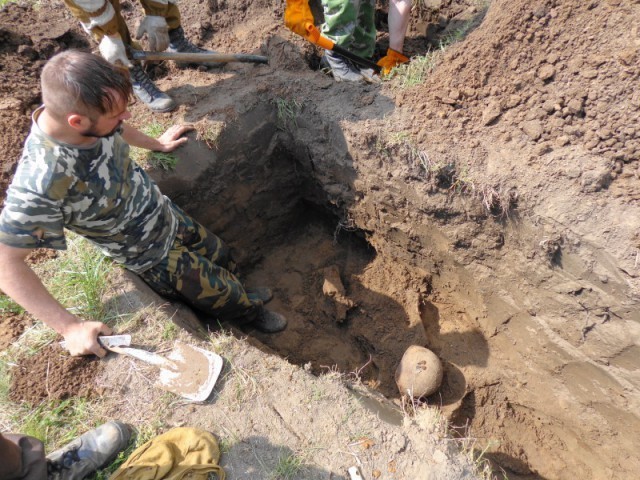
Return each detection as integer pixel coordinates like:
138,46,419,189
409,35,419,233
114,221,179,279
0,108,178,273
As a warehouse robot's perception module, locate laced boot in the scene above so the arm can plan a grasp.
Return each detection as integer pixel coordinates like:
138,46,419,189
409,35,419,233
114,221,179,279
320,50,364,83
129,64,176,113
168,26,225,68
46,421,130,480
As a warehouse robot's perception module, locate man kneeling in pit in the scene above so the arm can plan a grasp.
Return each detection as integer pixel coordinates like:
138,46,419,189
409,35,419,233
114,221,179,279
0,50,287,358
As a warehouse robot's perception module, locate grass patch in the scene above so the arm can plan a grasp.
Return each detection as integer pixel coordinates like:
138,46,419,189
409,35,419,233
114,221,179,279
0,294,24,315
130,148,179,171
0,358,11,404
273,97,302,131
16,398,92,451
195,120,225,150
390,51,442,88
269,451,307,480
44,234,113,323
161,320,179,341
389,0,490,87
130,121,179,171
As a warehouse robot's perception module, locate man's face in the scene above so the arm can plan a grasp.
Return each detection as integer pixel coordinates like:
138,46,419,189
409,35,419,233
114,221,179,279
80,95,132,139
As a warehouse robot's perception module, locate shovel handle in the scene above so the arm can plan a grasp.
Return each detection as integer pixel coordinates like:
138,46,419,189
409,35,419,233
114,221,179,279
130,50,268,64
109,346,177,370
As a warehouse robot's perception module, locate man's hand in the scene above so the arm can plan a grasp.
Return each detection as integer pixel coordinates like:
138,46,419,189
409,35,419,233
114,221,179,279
135,16,170,52
156,125,195,152
99,35,133,68
61,320,112,357
377,48,409,75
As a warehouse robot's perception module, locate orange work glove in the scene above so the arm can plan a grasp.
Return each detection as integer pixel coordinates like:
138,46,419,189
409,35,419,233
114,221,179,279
377,48,409,75
284,0,315,39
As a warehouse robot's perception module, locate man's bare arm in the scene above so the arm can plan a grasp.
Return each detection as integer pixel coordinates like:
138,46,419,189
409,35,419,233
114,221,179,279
121,124,194,152
0,243,111,357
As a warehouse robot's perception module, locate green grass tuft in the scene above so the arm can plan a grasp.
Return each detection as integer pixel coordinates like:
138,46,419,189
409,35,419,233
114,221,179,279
0,294,25,315
17,398,92,451
273,97,302,131
46,235,112,322
269,451,307,480
390,51,441,88
130,121,180,171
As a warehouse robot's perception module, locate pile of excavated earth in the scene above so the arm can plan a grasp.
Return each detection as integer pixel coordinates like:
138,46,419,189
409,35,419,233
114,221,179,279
1,0,639,479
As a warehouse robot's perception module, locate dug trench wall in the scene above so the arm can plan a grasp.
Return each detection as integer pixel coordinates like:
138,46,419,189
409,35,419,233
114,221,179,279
151,50,640,478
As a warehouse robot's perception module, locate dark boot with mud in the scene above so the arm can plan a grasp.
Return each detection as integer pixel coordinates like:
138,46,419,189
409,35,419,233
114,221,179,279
129,64,176,113
168,27,225,69
251,307,287,333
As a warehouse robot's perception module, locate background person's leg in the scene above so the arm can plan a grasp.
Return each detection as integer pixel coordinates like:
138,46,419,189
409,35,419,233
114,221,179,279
140,0,181,30
352,0,376,58
320,0,366,81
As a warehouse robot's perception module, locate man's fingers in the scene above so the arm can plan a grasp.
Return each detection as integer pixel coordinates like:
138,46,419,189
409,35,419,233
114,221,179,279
99,323,113,336
93,345,108,358
177,124,195,134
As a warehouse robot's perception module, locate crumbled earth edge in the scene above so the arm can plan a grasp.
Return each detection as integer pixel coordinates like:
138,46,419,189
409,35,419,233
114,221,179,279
1,1,640,479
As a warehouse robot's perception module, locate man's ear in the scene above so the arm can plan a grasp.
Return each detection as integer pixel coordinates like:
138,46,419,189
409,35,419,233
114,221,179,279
67,113,91,131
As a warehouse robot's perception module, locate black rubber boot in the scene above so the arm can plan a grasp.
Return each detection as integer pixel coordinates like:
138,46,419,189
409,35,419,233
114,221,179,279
129,64,176,113
168,26,225,68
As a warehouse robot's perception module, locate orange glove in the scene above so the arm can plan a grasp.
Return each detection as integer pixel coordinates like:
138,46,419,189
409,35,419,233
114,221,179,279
377,48,409,75
284,0,335,50
284,0,315,39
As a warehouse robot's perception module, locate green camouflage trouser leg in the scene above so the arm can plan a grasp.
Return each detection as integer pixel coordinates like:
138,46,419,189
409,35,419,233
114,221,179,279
321,0,376,58
139,205,259,322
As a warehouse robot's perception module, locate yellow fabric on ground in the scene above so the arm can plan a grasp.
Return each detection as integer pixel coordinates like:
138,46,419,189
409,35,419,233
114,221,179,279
109,427,225,480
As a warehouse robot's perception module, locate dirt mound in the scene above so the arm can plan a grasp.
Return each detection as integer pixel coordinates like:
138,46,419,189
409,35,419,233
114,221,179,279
0,313,31,350
9,344,103,404
411,0,639,190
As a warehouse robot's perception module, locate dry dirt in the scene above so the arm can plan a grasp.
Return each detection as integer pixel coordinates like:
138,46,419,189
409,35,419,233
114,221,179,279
1,0,640,479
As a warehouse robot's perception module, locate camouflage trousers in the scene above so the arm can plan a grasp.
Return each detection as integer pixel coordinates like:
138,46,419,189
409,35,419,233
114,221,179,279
321,0,376,58
138,205,259,322
64,0,182,45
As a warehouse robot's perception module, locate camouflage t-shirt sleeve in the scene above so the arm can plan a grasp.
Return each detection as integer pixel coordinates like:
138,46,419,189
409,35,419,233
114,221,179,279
0,137,67,250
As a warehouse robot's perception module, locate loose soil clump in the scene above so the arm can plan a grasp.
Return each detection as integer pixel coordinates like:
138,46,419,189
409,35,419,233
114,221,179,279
9,344,103,404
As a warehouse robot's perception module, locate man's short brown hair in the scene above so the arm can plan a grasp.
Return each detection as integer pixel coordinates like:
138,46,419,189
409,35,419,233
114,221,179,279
41,50,132,120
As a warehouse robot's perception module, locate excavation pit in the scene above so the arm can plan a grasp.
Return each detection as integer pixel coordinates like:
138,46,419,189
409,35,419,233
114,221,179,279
154,102,441,400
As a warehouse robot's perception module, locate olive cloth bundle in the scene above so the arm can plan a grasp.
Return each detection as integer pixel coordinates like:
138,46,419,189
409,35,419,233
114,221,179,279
110,427,225,480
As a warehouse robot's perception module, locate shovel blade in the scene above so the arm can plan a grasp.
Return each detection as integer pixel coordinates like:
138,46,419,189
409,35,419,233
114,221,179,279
157,342,223,402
